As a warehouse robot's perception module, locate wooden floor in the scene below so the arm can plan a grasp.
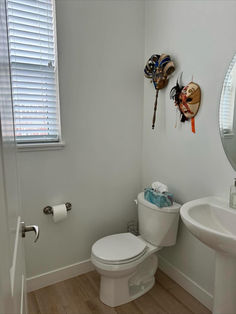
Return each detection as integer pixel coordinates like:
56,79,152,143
28,270,211,314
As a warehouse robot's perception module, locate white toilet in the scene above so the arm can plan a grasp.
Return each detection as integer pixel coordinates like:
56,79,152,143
91,192,180,307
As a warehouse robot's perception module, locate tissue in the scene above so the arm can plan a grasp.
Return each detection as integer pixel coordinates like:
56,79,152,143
151,181,168,194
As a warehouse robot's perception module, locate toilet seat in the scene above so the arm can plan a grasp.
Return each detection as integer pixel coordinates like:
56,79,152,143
92,233,147,265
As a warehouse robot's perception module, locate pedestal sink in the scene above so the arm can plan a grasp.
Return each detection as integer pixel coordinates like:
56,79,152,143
180,197,236,314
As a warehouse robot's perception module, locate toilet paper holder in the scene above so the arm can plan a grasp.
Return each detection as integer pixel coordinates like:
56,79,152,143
43,202,72,215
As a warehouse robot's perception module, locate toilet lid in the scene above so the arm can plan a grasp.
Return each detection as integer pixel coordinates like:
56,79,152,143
92,233,147,263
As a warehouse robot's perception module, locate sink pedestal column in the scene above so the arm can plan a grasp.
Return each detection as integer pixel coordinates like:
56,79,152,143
213,252,236,314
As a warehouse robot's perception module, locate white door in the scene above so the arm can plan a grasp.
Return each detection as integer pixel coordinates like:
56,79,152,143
0,0,39,313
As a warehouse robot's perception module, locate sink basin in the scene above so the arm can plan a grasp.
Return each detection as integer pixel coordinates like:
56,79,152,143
181,196,236,256
180,197,236,314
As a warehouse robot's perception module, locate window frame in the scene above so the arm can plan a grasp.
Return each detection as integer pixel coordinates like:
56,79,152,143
220,55,236,139
7,0,64,150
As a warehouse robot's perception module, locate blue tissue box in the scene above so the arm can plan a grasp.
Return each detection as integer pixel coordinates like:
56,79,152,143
144,188,173,208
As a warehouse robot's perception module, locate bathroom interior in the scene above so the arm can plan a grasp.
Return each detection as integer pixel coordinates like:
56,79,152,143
1,0,236,313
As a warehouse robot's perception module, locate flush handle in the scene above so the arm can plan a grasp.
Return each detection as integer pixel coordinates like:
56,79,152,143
21,222,40,243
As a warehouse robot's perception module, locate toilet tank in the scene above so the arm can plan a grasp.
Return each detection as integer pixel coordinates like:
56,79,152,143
137,192,181,247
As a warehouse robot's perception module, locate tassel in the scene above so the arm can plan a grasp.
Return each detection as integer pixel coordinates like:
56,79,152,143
152,89,159,129
191,117,196,133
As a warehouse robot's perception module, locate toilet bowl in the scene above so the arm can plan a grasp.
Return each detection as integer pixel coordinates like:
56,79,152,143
91,192,181,307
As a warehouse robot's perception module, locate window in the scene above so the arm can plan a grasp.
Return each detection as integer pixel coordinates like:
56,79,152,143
220,54,236,137
7,0,61,144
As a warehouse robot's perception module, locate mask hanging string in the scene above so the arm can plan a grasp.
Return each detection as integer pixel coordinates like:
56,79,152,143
191,117,196,133
152,89,159,129
175,107,178,128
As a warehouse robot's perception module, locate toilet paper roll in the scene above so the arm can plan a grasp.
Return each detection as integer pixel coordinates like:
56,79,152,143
52,204,67,223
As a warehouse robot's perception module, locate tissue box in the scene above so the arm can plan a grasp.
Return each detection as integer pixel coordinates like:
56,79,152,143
144,188,173,208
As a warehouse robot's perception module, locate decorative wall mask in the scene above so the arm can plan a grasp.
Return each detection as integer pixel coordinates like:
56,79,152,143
144,54,175,129
170,77,201,133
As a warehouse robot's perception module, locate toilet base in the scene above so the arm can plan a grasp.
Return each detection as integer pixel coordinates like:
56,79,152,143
99,254,158,307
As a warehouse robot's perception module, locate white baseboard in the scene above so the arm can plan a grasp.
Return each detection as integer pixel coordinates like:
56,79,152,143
27,259,95,292
158,255,213,311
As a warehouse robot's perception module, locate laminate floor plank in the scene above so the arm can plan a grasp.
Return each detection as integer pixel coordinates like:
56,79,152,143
168,285,211,314
134,293,167,314
28,270,211,314
73,274,98,301
149,284,193,314
115,302,142,314
156,271,211,314
53,279,93,314
33,285,67,314
86,297,117,314
155,270,178,290
86,271,100,292
27,292,41,314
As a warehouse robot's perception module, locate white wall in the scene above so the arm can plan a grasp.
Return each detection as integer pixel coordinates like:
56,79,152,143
143,0,236,295
17,0,145,278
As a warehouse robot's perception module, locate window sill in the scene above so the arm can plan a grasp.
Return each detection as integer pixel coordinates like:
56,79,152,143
16,141,65,152
223,133,234,139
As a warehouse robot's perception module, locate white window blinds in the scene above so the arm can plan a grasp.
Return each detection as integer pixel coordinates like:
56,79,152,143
220,55,236,136
7,0,61,143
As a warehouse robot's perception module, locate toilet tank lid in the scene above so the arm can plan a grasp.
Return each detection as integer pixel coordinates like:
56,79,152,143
138,192,181,213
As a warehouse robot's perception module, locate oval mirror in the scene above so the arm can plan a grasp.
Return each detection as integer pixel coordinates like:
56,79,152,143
219,54,236,170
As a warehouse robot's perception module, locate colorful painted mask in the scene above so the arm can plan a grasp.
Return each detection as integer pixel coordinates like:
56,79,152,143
144,54,175,129
179,82,201,119
170,79,201,133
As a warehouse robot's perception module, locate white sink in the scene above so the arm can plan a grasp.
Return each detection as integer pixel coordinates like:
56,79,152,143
181,197,236,314
181,197,236,256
